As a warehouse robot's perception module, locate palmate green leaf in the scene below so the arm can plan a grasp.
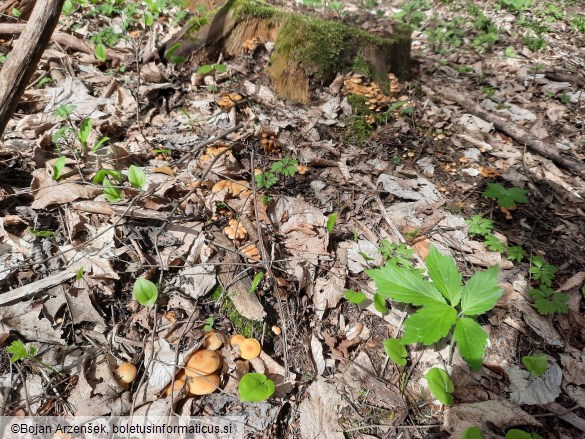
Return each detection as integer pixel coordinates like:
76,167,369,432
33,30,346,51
366,264,446,307
460,265,503,316
383,338,407,366
522,354,548,377
426,245,463,306
454,318,488,371
425,367,454,405
482,183,528,209
401,303,458,345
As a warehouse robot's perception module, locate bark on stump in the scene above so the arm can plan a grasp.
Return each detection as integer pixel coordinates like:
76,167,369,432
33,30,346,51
163,0,411,103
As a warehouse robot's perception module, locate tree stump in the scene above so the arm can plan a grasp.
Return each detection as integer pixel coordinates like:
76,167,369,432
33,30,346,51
163,0,411,103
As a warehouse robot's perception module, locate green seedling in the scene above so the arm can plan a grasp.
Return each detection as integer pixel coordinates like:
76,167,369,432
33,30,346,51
506,246,526,262
373,292,388,314
133,277,158,306
196,63,227,75
95,43,107,62
529,256,557,286
28,228,55,238
378,240,417,271
7,340,56,373
368,245,503,370
505,429,544,439
326,212,337,234
249,272,264,294
203,317,214,332
497,0,532,12
344,290,366,304
466,215,494,237
52,156,67,181
484,235,507,253
383,338,407,366
522,353,548,377
127,165,147,189
75,267,85,280
462,427,485,439
505,47,517,58
482,182,528,209
255,157,299,189
238,372,275,402
425,367,454,405
529,285,568,315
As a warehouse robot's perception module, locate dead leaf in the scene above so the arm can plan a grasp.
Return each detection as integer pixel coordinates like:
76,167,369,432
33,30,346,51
32,182,101,209
506,359,562,405
299,378,347,439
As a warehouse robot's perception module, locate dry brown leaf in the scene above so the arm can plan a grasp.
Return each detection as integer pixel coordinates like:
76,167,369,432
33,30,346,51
32,182,102,209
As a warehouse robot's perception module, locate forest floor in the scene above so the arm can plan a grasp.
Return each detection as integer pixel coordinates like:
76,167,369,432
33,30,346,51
0,0,585,438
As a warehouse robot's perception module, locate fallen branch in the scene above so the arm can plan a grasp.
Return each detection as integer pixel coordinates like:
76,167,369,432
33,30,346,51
425,84,585,177
0,0,65,138
0,270,76,306
0,23,93,54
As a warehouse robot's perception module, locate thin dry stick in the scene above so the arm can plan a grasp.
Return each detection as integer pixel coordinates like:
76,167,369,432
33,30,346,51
250,148,290,379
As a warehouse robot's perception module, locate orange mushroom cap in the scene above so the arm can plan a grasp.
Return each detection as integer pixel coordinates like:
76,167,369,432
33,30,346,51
239,338,262,360
188,374,220,395
117,362,137,384
185,349,221,377
230,334,246,347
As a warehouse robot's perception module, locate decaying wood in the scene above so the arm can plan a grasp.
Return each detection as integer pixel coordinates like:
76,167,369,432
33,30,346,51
427,84,585,177
164,0,411,103
0,270,76,306
0,23,93,54
0,0,65,138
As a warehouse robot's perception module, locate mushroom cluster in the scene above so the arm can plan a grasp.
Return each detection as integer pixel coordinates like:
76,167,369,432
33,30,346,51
224,218,247,241
163,332,264,399
217,93,243,111
260,132,278,153
240,243,260,262
211,180,250,198
343,73,401,112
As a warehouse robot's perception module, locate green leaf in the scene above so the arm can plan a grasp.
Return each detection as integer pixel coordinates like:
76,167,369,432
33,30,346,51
197,64,214,74
529,257,557,286
529,285,568,315
426,245,463,306
466,215,494,237
214,63,227,73
128,165,147,189
6,340,29,363
238,373,275,402
454,318,488,371
366,264,446,307
522,354,548,376
460,265,503,316
95,43,107,62
54,104,76,119
103,177,122,202
92,136,110,152
505,429,544,439
358,252,374,262
326,212,337,234
344,290,366,304
93,169,122,184
133,277,158,306
78,118,92,145
507,246,526,262
12,8,21,17
401,303,458,345
28,228,55,238
383,338,407,366
373,292,388,314
52,156,67,181
425,367,454,405
203,317,214,332
75,267,85,280
482,183,528,209
461,427,485,439
484,235,507,253
271,157,298,177
255,172,278,189
249,271,264,294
